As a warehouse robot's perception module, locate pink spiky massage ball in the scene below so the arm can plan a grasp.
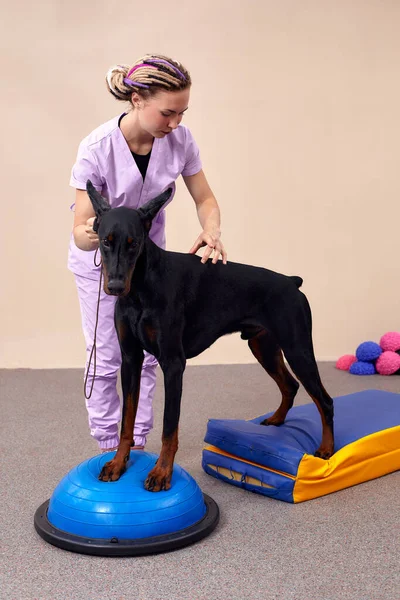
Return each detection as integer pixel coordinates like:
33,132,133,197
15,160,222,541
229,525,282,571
376,351,400,375
336,355,357,371
380,332,400,352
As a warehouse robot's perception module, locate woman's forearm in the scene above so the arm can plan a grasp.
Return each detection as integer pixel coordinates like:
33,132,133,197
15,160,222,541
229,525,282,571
196,196,221,238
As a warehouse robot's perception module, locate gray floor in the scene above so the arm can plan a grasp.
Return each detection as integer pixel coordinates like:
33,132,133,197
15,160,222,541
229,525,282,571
1,364,399,600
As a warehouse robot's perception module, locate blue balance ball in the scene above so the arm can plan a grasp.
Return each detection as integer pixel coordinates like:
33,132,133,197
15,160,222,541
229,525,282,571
34,451,219,556
356,341,382,363
349,361,377,375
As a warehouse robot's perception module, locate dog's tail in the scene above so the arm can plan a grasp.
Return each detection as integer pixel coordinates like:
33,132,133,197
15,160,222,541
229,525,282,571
290,276,303,288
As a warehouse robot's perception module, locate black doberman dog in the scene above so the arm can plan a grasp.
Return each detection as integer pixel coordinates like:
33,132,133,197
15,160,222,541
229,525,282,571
87,180,334,491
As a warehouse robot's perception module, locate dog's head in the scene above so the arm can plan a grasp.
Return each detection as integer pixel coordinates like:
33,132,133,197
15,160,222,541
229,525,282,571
86,180,172,296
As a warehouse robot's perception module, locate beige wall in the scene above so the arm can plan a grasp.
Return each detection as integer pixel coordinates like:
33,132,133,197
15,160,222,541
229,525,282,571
2,0,399,368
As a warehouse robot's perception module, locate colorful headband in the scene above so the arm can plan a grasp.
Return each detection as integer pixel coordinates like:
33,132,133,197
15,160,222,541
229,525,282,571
123,78,150,89
144,58,186,80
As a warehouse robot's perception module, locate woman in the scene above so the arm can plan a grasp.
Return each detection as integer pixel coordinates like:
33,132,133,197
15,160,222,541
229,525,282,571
69,54,227,452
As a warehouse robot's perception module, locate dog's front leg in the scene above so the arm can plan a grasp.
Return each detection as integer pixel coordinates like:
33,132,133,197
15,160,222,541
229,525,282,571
99,330,144,482
145,357,186,492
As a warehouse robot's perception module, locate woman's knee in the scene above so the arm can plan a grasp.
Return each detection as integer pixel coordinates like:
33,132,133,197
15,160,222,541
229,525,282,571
85,343,121,378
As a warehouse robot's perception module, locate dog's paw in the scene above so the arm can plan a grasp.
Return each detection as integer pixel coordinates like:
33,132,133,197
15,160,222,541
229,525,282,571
314,445,333,460
144,466,172,492
260,415,285,427
99,459,126,482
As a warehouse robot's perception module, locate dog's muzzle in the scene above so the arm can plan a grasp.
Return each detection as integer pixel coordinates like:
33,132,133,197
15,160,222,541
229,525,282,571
107,279,126,296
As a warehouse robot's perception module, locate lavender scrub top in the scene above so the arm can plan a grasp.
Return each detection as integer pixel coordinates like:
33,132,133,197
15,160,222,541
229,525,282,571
68,114,202,280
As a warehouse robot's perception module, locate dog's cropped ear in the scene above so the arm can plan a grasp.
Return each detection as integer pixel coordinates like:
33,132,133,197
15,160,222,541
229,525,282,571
86,180,111,231
138,188,173,232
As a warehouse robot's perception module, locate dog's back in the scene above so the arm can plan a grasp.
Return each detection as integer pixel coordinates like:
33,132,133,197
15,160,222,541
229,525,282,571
152,251,305,358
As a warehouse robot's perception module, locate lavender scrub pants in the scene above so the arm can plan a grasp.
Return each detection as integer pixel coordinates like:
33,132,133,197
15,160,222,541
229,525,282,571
74,274,157,450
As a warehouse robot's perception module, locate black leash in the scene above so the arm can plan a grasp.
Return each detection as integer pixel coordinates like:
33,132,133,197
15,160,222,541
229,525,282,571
84,248,102,400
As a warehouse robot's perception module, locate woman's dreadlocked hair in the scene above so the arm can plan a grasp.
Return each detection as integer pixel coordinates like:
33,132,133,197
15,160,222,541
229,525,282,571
105,54,191,103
